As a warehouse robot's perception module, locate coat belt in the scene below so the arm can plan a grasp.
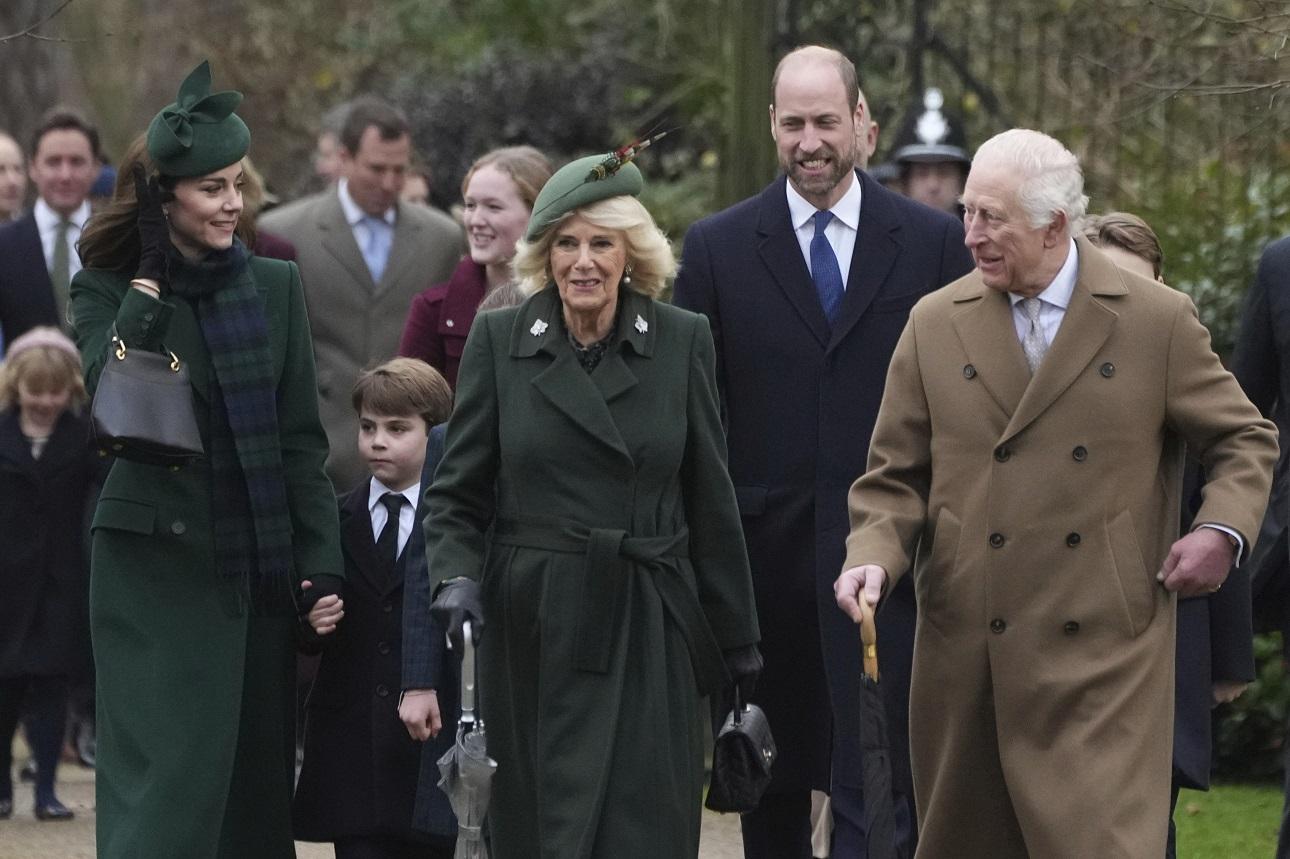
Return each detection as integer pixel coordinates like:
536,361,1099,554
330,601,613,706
492,515,728,694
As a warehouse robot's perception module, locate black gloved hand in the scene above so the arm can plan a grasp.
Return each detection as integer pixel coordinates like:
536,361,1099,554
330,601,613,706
430,578,484,652
723,643,764,705
132,163,174,286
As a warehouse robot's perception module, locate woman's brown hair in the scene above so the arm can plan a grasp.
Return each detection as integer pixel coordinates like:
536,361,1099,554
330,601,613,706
460,146,554,211
78,134,256,273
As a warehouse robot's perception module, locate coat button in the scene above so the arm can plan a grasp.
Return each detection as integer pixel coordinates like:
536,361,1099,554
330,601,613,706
990,618,1007,634
1066,532,1081,547
1100,362,1115,378
376,684,389,698
170,521,187,535
989,533,1005,548
143,312,155,321
1064,621,1081,635
382,602,393,613
445,319,455,327
1072,446,1087,461
378,641,391,655
994,446,1011,462
963,364,977,379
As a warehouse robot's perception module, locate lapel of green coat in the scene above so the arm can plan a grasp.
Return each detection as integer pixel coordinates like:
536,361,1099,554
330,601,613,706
511,287,656,463
1001,236,1124,442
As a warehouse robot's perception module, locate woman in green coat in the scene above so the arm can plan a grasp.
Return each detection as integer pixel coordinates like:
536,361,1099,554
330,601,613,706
425,151,761,858
70,63,343,859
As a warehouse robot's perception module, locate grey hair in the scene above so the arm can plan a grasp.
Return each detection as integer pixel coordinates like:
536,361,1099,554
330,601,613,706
512,195,676,300
974,129,1088,232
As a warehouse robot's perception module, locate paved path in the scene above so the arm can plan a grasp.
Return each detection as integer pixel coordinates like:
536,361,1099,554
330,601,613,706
1,762,744,859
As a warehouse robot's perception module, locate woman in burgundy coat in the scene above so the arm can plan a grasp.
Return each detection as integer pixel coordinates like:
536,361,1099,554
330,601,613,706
398,147,551,388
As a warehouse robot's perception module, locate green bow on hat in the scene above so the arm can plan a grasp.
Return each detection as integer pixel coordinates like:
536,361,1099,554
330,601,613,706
146,61,250,178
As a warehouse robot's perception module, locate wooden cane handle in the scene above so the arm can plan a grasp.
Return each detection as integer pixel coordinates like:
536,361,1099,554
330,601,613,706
859,596,879,681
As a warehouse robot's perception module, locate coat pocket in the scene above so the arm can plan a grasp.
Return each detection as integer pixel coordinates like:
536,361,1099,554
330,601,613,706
91,497,157,535
1106,509,1157,637
915,507,962,627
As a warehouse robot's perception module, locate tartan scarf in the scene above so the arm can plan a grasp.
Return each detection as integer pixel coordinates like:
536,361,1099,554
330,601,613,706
168,240,296,615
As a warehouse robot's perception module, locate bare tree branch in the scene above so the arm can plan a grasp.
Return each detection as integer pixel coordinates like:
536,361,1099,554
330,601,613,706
0,0,76,45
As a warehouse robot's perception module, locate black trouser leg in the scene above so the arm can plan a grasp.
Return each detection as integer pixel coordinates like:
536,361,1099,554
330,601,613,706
334,835,444,859
0,676,28,801
23,675,69,805
1166,779,1180,859
739,789,813,859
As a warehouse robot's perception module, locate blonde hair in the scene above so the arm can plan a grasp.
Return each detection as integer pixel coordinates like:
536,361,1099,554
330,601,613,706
351,357,452,428
0,327,88,413
512,195,677,300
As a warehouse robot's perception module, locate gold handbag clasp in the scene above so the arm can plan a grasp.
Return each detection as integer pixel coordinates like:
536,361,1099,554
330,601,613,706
113,336,126,361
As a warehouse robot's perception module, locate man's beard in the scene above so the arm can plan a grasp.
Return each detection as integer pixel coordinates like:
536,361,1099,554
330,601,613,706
784,142,857,198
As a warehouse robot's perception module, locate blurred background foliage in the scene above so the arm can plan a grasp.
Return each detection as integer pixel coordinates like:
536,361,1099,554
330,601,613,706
1,0,1288,345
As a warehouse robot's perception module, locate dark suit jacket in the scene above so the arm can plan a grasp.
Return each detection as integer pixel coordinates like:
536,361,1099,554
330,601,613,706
293,462,458,842
1173,464,1255,790
673,171,973,795
0,213,58,349
1234,235,1290,649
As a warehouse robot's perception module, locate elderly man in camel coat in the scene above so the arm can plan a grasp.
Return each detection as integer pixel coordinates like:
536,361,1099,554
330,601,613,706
835,128,1278,859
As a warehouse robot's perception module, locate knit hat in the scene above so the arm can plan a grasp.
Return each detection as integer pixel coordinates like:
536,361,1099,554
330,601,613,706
146,61,250,178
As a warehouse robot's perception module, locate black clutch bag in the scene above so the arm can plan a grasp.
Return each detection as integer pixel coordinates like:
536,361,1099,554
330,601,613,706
705,687,777,814
89,333,204,468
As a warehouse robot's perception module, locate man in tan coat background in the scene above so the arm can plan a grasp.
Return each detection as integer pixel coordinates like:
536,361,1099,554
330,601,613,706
835,128,1277,858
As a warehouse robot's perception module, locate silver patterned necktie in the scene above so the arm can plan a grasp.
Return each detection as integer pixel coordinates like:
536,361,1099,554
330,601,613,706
1021,297,1047,374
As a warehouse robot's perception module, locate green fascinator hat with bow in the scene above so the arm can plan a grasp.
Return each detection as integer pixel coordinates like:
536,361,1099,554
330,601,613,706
146,61,250,178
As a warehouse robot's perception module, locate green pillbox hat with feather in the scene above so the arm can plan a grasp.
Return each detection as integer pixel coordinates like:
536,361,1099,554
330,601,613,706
524,153,643,242
146,61,250,178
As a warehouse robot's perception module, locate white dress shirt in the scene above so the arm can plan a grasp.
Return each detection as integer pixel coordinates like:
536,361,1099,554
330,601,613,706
368,477,420,558
786,174,862,291
34,198,90,281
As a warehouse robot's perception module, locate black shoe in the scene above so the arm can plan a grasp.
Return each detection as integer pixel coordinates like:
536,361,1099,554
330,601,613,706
34,799,74,821
18,760,36,782
0,797,12,819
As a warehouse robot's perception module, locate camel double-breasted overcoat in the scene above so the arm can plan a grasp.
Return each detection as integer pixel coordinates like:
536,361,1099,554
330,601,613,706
843,236,1277,859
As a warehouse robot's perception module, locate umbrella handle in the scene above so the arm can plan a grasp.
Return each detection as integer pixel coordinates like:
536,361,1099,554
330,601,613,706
858,596,879,681
461,620,476,726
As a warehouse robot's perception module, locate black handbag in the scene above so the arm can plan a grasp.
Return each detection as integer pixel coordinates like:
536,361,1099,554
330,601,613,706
89,332,204,468
705,687,777,814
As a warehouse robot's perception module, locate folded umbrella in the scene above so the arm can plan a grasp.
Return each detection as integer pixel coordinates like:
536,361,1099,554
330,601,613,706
859,597,906,859
437,620,497,859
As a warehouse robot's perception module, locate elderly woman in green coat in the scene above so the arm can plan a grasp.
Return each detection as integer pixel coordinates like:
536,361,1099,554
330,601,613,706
70,63,342,859
425,151,762,858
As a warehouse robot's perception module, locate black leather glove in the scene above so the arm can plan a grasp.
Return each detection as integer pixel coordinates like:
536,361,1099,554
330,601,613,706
132,163,174,286
430,578,484,652
723,643,763,704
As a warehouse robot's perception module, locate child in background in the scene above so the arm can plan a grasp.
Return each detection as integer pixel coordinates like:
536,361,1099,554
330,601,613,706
0,327,99,821
294,357,458,858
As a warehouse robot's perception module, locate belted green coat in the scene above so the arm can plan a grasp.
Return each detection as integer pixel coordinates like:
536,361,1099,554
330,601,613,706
424,286,759,859
70,257,342,859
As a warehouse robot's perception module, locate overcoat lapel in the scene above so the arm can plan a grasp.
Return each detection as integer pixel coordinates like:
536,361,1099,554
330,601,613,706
951,277,1030,420
316,193,375,291
828,172,901,353
511,288,648,462
1002,239,1122,441
340,482,386,594
756,178,832,349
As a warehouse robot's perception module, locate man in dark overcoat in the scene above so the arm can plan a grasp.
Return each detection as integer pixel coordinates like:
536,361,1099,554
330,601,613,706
1231,233,1290,858
672,45,971,858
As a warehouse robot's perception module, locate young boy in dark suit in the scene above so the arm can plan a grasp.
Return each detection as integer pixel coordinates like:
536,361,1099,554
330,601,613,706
294,357,457,859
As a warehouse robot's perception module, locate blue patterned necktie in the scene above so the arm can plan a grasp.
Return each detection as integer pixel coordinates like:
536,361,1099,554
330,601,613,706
361,216,392,284
811,210,844,324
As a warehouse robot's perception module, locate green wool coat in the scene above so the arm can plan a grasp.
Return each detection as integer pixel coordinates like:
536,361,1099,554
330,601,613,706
70,257,342,859
425,286,759,859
